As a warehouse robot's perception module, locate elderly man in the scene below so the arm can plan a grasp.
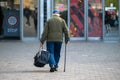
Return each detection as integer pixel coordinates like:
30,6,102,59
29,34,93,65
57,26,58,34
40,10,70,72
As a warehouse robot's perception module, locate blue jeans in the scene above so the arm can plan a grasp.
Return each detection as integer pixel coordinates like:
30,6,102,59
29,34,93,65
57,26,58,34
46,41,62,68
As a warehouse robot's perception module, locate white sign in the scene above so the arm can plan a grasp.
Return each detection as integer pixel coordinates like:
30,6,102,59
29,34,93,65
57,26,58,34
105,3,116,11
7,15,18,26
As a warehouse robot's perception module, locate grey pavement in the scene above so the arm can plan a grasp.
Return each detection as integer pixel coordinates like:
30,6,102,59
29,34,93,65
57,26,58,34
0,41,120,80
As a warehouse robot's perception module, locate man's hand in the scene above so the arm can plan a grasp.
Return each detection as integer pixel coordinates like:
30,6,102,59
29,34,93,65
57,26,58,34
65,40,69,44
40,42,43,49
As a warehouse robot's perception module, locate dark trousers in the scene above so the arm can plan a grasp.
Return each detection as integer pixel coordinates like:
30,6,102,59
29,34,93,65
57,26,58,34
46,41,62,68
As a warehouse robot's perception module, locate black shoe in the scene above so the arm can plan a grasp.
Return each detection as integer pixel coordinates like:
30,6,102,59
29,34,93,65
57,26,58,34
50,68,54,72
54,68,58,71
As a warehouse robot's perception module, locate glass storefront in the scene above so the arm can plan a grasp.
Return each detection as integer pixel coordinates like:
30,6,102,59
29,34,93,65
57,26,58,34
0,0,120,41
54,0,119,41
70,0,103,40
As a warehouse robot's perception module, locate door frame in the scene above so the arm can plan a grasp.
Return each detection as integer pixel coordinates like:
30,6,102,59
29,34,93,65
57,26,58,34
103,0,120,41
20,0,40,41
20,0,53,41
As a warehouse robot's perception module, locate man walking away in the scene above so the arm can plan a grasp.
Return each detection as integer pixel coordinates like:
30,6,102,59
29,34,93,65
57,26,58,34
40,10,70,72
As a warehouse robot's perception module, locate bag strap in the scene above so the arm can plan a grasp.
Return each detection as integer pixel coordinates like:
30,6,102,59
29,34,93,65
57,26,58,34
39,42,44,51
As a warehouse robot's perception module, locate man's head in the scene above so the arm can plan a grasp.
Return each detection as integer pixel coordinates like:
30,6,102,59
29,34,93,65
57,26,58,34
53,10,60,16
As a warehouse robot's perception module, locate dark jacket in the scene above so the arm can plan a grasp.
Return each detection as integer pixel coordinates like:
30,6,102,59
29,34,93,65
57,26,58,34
40,15,70,44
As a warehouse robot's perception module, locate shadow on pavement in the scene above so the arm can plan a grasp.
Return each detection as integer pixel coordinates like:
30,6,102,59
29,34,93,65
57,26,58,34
0,70,50,74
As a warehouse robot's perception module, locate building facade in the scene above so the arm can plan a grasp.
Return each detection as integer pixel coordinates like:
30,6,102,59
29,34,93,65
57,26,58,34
0,0,120,42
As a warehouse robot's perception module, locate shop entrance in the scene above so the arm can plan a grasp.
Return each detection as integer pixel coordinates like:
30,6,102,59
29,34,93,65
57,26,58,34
68,0,119,41
103,0,120,41
21,0,39,41
21,0,52,41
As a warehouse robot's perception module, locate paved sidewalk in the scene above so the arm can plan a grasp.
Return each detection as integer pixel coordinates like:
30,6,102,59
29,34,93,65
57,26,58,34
0,41,120,80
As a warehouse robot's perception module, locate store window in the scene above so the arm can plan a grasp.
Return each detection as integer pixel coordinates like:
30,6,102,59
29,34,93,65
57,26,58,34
0,0,20,38
70,0,85,37
23,0,38,37
88,0,102,37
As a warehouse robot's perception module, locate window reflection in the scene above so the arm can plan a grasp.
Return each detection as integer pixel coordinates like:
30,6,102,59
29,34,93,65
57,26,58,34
23,0,38,37
70,0,85,37
88,0,102,37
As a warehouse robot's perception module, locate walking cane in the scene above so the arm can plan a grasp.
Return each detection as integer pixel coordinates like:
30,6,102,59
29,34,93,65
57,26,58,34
64,43,67,72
